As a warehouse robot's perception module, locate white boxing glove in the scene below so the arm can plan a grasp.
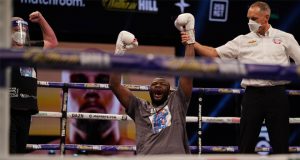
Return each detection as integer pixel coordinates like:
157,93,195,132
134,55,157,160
174,13,195,44
115,31,138,55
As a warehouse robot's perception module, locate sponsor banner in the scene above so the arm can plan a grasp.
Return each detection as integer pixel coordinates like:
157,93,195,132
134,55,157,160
19,0,85,7
102,0,158,13
18,0,159,12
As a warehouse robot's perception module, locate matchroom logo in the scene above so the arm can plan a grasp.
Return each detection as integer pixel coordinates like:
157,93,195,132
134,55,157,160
102,0,158,13
19,0,85,7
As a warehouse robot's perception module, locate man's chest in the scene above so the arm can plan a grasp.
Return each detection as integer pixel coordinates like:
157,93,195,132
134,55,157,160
239,37,287,63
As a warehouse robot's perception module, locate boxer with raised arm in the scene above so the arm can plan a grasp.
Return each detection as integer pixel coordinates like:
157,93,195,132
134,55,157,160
109,13,195,155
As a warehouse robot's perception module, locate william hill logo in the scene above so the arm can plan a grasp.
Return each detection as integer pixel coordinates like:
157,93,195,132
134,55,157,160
102,0,158,13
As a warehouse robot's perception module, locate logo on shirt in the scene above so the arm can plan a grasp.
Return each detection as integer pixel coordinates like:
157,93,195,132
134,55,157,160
273,37,282,44
9,87,19,97
20,67,36,78
149,105,172,133
248,40,257,44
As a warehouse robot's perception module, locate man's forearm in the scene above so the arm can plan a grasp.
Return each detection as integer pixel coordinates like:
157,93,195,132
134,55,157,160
179,44,194,100
194,42,219,58
109,73,122,89
39,16,58,48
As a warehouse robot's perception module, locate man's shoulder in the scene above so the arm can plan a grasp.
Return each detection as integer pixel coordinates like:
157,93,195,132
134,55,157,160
238,32,254,38
271,27,293,37
133,97,151,109
170,87,185,101
230,33,254,42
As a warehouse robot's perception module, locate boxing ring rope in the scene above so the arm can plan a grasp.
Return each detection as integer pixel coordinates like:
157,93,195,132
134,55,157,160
1,48,300,157
24,81,300,154
1,48,300,81
32,111,300,124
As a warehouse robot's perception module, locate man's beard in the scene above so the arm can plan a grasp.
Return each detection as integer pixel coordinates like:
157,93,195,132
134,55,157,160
150,92,169,107
74,97,112,144
75,119,112,144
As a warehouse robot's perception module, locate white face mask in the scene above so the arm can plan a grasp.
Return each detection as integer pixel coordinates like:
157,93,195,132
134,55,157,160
248,19,261,33
12,31,27,45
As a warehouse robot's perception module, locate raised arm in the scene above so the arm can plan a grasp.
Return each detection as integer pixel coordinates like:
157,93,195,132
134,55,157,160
109,73,134,109
179,44,194,100
29,11,58,49
174,13,195,100
109,31,138,108
180,31,219,58
194,41,219,58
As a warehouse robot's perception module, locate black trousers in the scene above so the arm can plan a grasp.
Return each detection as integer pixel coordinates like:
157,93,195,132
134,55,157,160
239,85,289,154
10,110,32,154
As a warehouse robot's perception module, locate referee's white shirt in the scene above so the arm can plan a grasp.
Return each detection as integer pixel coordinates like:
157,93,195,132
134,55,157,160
216,26,300,88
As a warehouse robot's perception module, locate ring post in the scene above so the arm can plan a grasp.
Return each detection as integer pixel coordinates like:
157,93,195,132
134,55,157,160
0,68,11,157
0,0,12,157
59,87,68,155
198,93,203,154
